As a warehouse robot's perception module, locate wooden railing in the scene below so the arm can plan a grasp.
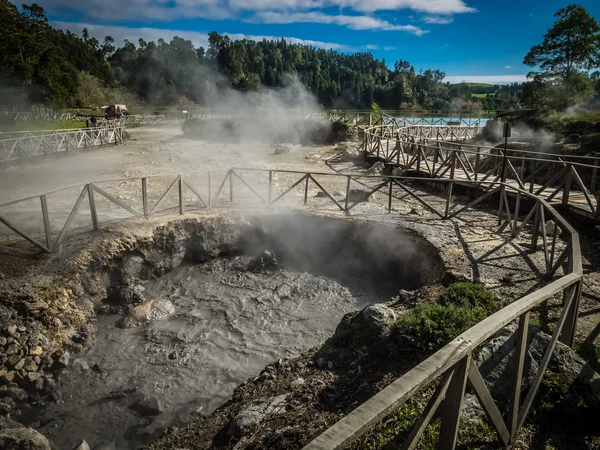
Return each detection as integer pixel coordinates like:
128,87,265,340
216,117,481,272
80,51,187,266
363,121,600,220
0,168,583,449
0,126,125,162
2,111,76,122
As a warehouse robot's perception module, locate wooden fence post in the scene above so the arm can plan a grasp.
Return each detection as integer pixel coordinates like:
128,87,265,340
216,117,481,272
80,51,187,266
437,354,471,450
88,184,98,231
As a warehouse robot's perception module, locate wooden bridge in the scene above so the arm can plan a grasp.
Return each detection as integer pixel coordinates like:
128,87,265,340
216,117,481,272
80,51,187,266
2,111,76,122
0,125,125,163
362,117,600,222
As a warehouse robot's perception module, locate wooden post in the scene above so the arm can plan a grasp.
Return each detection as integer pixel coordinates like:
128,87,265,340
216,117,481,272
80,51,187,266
304,175,309,205
141,179,148,217
178,176,184,215
512,191,522,238
208,171,212,207
88,185,98,231
437,355,470,450
445,152,456,219
474,147,480,182
345,176,351,212
40,195,52,250
508,312,530,442
559,279,582,348
268,170,272,204
562,165,572,205
530,159,537,193
531,202,541,251
229,171,234,202
591,160,599,194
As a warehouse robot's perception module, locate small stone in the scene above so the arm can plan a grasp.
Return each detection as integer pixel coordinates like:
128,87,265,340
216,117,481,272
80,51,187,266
26,372,41,383
33,356,41,365
43,378,56,392
55,352,70,369
315,357,326,368
327,361,334,370
6,356,20,367
362,304,397,330
6,325,17,336
6,387,27,403
0,337,7,347
23,359,38,372
34,378,45,391
13,359,25,371
73,440,91,450
291,378,305,387
5,344,19,356
29,346,43,357
0,401,11,415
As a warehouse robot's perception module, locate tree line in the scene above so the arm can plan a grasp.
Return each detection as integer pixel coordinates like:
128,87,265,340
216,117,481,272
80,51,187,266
1,1,598,111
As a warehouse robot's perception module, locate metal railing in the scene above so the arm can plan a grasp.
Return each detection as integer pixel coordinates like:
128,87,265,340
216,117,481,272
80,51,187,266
0,126,125,162
0,167,583,449
363,120,600,220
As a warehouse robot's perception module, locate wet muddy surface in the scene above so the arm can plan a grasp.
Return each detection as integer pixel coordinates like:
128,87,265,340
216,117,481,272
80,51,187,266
14,213,443,450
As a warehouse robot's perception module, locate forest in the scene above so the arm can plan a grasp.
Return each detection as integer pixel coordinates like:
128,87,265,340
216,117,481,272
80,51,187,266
0,1,598,111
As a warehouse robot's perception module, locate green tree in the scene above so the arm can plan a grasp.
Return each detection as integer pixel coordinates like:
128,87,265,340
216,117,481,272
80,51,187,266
524,4,600,108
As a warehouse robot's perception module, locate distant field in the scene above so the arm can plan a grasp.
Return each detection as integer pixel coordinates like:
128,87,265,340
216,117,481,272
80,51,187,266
471,93,491,98
457,82,494,88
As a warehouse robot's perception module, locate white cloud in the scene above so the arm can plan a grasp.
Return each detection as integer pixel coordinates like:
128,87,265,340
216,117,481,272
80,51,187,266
384,46,396,50
35,0,475,21
504,65,512,69
251,11,427,34
365,44,379,50
423,15,454,24
444,75,528,84
52,21,353,50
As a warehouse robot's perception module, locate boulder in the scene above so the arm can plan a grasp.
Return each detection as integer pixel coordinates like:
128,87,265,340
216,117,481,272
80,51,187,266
391,167,406,177
474,323,600,402
274,144,293,155
345,189,372,203
73,441,91,450
0,427,53,450
361,304,397,330
119,299,175,329
129,395,162,417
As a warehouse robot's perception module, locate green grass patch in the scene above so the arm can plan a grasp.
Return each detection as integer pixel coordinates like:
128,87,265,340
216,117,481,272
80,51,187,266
471,93,490,98
392,282,500,352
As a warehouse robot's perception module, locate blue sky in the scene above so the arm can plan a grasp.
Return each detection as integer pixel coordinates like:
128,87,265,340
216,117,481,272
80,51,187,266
20,0,600,84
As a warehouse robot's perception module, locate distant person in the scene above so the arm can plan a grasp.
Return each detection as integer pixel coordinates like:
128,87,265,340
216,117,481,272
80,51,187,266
85,118,90,128
91,116,97,127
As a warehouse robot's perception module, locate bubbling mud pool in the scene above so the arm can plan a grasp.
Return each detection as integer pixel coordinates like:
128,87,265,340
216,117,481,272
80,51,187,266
17,214,445,450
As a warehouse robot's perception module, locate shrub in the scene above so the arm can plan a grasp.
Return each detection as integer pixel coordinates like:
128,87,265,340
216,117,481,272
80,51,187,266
392,282,498,352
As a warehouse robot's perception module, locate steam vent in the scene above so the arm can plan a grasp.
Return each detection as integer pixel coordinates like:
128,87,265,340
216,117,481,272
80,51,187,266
1,111,599,450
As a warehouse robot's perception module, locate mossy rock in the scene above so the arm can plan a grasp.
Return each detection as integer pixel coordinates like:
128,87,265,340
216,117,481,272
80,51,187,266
564,120,596,136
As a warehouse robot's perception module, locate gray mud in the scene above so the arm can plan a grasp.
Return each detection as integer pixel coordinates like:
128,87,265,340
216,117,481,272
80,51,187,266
15,215,445,450
17,257,383,449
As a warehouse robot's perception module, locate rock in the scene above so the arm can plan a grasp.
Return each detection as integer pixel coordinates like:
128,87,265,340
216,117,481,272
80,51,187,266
408,208,419,215
26,372,41,383
541,220,557,236
248,251,281,273
391,167,406,177
22,358,38,372
327,361,334,370
274,144,293,155
0,427,52,450
0,337,7,347
13,359,25,371
5,387,27,403
291,377,305,387
266,426,298,446
366,161,385,175
5,344,19,356
119,299,175,328
6,325,17,336
345,189,372,203
129,396,162,417
398,289,418,302
72,359,90,372
227,394,289,438
0,401,10,416
55,352,70,369
315,357,326,368
475,323,600,402
6,356,20,367
73,440,91,450
361,304,397,330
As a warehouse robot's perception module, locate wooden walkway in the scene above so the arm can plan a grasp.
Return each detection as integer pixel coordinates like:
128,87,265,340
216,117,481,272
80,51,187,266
362,121,600,221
